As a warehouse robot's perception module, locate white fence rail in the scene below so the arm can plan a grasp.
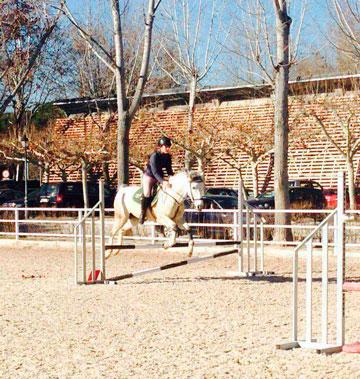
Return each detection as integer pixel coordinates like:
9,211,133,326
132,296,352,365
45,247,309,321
1,206,360,247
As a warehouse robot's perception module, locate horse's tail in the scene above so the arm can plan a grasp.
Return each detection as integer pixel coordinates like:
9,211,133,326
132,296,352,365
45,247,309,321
113,187,127,217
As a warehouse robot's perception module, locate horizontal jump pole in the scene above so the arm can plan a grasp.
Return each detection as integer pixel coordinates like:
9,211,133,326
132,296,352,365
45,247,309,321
105,248,238,283
105,240,241,250
105,244,136,250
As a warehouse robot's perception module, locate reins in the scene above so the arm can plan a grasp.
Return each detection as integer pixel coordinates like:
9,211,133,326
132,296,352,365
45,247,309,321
160,174,203,205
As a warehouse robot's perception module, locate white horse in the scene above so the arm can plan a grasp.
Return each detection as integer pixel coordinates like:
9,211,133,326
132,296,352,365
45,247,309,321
107,170,205,258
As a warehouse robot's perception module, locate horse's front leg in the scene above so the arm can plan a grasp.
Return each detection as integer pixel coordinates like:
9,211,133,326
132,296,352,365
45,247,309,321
157,215,178,249
175,218,194,257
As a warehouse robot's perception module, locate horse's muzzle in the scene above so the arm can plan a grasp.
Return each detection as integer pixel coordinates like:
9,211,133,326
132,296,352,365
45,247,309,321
193,199,204,210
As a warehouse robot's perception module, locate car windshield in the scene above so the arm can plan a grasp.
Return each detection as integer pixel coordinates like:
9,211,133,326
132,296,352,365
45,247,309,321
40,184,58,196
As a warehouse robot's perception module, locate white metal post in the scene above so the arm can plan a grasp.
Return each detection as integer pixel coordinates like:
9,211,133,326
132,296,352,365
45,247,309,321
91,213,95,282
233,211,238,241
253,216,257,272
15,209,19,241
292,248,299,342
82,219,86,284
74,226,78,285
336,171,345,346
305,239,313,343
321,224,329,345
238,177,244,273
99,180,106,281
260,220,264,272
151,223,156,245
246,207,250,271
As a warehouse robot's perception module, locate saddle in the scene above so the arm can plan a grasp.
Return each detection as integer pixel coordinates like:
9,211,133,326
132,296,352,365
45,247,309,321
133,185,159,207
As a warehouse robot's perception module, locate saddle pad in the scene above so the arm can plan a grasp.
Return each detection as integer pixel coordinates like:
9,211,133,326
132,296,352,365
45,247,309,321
132,187,159,206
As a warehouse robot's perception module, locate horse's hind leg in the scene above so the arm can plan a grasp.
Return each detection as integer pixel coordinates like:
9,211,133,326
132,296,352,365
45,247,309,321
107,212,128,259
174,208,194,257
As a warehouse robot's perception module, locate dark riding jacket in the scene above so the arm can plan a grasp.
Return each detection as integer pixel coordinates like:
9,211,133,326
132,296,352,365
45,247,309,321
144,151,174,183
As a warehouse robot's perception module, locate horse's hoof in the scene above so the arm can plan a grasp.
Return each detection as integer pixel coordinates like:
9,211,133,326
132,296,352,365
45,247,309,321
187,241,194,257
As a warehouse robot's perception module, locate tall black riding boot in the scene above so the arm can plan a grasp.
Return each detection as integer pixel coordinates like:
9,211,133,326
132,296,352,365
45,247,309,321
139,196,150,224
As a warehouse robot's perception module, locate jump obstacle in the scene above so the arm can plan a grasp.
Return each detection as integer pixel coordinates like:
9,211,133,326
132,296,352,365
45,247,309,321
74,180,270,285
277,172,360,354
105,249,238,283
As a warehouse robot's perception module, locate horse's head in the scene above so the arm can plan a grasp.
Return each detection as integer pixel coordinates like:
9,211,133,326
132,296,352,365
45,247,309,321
186,170,205,210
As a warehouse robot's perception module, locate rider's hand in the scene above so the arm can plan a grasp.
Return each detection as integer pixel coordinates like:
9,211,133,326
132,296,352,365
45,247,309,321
162,181,171,190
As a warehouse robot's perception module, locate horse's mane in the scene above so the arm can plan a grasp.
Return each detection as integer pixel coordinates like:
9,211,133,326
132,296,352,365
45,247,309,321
169,170,203,186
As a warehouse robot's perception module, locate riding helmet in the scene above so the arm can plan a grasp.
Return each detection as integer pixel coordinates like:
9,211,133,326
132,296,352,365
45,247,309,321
158,136,172,147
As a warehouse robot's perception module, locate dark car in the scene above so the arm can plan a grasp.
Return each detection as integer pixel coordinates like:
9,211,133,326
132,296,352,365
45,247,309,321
247,186,326,210
1,188,41,208
205,187,254,199
184,195,239,239
324,188,360,209
0,179,40,192
39,182,116,208
0,189,25,205
205,187,239,197
289,179,323,191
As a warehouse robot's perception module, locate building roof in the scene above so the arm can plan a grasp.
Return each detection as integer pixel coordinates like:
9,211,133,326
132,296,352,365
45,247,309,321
53,74,360,115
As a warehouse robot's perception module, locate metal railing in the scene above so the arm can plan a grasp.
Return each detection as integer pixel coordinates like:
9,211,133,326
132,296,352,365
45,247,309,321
1,206,360,245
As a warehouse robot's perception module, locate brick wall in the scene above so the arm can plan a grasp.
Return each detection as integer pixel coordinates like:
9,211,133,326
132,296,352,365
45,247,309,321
51,89,360,191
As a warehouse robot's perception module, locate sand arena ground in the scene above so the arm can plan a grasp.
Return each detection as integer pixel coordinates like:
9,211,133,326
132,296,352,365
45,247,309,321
1,241,360,379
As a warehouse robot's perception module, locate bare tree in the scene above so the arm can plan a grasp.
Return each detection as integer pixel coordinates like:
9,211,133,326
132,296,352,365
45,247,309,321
300,88,360,210
226,0,306,240
158,0,231,170
0,0,64,117
327,0,360,67
219,113,274,197
61,0,162,187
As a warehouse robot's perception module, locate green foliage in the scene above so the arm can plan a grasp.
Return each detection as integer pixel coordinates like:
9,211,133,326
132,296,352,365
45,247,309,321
31,104,66,129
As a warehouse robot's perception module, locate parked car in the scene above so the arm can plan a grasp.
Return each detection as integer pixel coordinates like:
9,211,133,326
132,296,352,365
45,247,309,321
323,188,360,209
39,182,116,208
205,187,238,197
0,179,40,192
1,188,41,208
205,187,254,199
184,195,239,239
289,179,323,191
0,189,25,205
247,186,326,209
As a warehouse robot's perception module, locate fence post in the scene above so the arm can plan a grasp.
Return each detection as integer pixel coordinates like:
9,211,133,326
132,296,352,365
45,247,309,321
336,171,345,346
151,223,156,245
15,209,19,241
233,211,238,241
238,177,244,273
99,180,105,281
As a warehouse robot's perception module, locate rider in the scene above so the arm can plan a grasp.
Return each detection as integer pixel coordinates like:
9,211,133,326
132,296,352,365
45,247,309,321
139,136,174,224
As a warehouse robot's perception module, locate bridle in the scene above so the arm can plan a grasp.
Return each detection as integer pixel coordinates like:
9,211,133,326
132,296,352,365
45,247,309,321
161,174,204,205
186,176,204,204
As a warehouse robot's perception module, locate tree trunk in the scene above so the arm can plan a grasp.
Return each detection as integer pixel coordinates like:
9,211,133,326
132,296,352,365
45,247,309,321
346,158,355,210
185,76,197,170
81,159,89,209
251,161,259,197
111,0,128,187
110,0,157,187
117,112,130,186
273,0,292,241
102,161,110,185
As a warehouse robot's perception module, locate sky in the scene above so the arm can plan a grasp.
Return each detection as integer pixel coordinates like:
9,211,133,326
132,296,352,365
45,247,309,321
63,0,341,88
